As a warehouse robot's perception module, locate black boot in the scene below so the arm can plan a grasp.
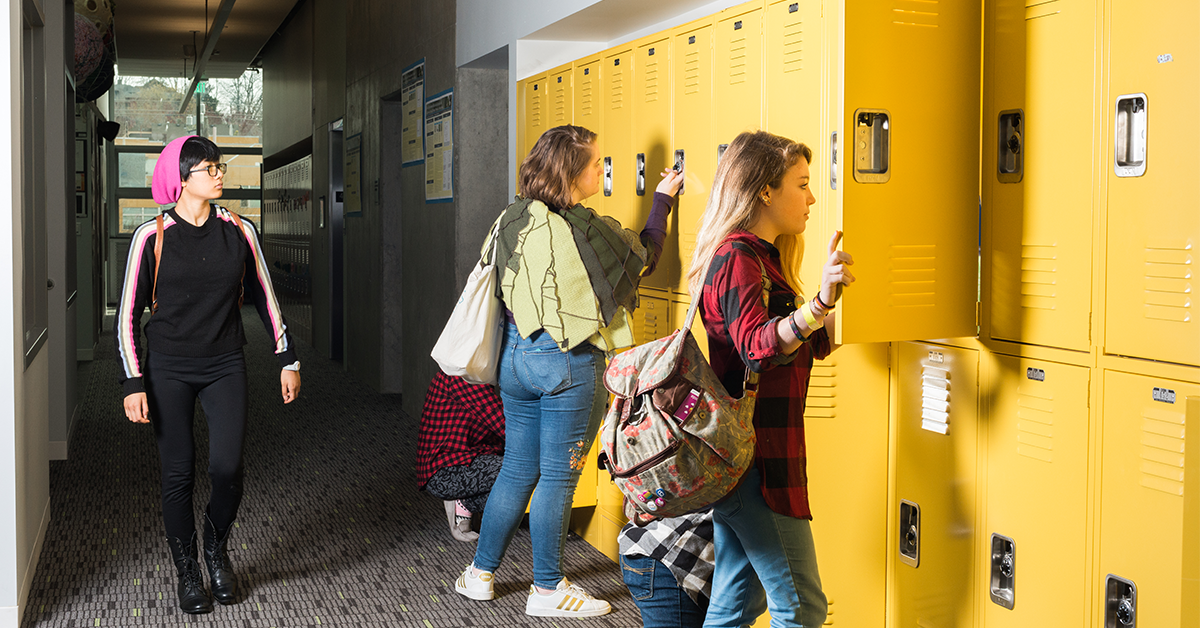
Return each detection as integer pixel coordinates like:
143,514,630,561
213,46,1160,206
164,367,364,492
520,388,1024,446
166,533,212,614
203,513,238,605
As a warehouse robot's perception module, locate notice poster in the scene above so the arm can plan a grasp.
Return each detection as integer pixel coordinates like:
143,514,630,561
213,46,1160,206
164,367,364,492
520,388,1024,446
344,133,362,216
424,89,453,203
400,59,425,166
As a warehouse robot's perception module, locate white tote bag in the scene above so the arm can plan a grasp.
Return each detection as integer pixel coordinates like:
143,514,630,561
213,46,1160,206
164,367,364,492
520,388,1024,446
430,224,503,385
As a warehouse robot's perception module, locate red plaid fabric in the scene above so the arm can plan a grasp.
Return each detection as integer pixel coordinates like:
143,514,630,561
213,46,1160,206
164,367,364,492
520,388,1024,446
698,231,830,520
415,372,506,489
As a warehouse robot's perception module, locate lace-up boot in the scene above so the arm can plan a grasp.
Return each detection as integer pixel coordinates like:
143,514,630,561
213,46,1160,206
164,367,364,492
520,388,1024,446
203,512,239,605
166,533,212,614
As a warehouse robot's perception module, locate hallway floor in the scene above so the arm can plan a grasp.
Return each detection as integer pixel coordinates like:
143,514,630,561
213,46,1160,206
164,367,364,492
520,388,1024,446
21,318,638,627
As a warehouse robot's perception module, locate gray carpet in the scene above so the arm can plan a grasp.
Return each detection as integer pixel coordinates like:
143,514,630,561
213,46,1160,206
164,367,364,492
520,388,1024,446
21,316,639,627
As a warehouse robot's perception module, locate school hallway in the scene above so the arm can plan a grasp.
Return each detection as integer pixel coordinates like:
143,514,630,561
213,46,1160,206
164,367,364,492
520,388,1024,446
19,317,637,628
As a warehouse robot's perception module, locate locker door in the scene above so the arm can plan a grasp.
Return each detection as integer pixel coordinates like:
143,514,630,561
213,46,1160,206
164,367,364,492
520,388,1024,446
1098,370,1200,627
632,288,671,347
549,65,573,128
633,36,675,292
894,342,979,628
603,48,635,228
805,343,890,628
575,57,603,216
714,3,763,147
983,354,1090,626
1104,0,1199,367
986,0,1097,352
838,2,981,343
671,21,714,295
523,74,549,159
765,0,831,291
516,78,527,166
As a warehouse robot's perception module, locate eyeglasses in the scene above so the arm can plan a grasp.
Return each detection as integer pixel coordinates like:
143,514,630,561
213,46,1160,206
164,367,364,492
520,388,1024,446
187,163,228,177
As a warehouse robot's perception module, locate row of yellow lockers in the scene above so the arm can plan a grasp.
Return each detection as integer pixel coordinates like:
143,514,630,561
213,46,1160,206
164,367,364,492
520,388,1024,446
518,0,1198,368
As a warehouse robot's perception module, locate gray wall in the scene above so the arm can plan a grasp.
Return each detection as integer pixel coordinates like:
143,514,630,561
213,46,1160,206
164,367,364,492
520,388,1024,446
262,0,314,158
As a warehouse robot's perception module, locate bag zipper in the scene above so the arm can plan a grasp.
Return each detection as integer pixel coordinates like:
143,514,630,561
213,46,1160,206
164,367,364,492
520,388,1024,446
607,440,683,479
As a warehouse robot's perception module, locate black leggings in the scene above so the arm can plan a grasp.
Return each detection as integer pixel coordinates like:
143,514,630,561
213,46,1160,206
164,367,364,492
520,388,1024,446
145,350,248,540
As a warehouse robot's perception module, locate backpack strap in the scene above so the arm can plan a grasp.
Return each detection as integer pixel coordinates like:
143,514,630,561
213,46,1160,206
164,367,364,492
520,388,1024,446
682,241,769,391
225,208,247,309
151,214,164,315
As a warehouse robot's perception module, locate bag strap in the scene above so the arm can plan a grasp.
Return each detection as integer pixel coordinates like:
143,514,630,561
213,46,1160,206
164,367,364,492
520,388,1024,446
481,219,502,267
226,209,247,309
681,242,769,389
151,214,164,315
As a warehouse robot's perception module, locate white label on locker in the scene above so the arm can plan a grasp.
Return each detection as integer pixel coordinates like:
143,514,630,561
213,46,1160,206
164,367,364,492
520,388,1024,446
1152,387,1177,404
922,419,950,435
928,351,944,364
1157,53,1173,63
1026,368,1046,382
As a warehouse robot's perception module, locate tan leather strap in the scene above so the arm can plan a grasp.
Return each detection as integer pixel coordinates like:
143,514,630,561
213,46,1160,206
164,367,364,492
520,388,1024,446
151,214,164,315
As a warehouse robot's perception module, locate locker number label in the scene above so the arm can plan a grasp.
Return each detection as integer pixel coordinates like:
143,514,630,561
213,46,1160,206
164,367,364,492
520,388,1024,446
1152,387,1176,404
1026,368,1045,382
928,351,944,364
1157,53,1173,64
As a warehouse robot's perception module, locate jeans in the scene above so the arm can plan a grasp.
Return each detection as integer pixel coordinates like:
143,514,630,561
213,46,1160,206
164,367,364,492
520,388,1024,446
472,322,607,589
621,554,708,628
703,468,827,628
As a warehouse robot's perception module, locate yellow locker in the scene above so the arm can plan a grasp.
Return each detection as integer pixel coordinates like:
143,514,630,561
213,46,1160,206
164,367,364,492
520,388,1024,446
516,78,527,167
602,47,636,228
633,35,676,292
574,56,603,216
1103,0,1199,367
714,2,764,146
632,287,672,347
984,0,1097,352
983,353,1090,626
805,343,890,628
1098,369,1200,627
671,19,715,295
893,342,979,628
836,1,981,344
549,64,573,129
523,73,549,159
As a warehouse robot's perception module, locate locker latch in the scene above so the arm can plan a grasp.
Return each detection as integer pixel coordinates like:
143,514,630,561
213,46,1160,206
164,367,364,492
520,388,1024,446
830,131,838,190
1104,575,1137,627
853,109,890,183
989,533,1016,609
997,110,1023,183
674,149,686,194
718,143,729,163
1114,93,1147,178
636,153,646,196
899,500,920,567
604,157,613,197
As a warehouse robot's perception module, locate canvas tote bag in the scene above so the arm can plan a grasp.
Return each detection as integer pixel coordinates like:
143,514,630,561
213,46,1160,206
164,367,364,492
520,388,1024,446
431,223,503,385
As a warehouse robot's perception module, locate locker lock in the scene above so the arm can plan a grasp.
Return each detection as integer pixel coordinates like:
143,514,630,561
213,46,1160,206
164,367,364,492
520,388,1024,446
998,110,1024,183
899,500,920,567
1104,575,1137,628
989,534,1016,610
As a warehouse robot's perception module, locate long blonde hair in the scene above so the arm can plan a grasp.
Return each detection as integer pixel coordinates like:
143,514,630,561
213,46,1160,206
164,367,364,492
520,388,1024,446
686,131,813,298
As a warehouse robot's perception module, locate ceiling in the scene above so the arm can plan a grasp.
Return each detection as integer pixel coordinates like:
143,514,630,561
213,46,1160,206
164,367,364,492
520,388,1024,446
113,0,299,78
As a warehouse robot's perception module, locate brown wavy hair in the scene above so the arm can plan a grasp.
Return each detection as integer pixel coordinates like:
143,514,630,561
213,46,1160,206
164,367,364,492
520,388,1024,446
519,125,598,209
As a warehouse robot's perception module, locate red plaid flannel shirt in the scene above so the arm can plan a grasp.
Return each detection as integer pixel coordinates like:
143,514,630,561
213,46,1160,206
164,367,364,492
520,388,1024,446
698,231,830,520
415,372,506,489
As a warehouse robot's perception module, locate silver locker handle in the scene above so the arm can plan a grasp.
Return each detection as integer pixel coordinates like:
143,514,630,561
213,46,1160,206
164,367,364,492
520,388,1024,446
830,131,838,190
989,533,1016,609
1114,93,1147,178
853,109,891,183
674,149,685,195
998,110,1024,183
1104,575,1137,627
636,153,646,196
899,500,920,568
604,157,613,197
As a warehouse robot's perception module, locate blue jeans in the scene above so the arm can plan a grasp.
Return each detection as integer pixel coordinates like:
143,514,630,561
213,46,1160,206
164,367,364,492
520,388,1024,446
473,322,607,589
621,554,707,628
703,468,827,628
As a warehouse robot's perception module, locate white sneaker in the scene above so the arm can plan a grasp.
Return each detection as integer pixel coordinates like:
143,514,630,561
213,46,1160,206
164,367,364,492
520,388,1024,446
454,564,494,601
525,578,611,617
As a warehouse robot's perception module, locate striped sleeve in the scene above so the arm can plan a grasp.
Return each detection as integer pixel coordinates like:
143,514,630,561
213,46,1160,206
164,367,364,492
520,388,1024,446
225,209,297,367
113,219,161,395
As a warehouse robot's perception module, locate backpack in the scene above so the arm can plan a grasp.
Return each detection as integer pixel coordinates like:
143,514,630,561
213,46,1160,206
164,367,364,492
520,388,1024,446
597,251,768,524
151,208,246,315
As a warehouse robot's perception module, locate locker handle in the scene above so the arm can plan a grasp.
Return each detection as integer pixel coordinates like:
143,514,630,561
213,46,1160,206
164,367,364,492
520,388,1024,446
989,533,1016,610
604,157,613,197
830,131,838,190
1114,93,1147,178
899,500,920,567
997,109,1023,183
1104,575,1137,628
636,153,646,196
853,109,891,183
674,149,685,195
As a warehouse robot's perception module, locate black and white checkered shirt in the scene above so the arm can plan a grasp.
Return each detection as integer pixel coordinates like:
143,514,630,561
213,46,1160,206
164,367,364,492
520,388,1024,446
618,510,715,604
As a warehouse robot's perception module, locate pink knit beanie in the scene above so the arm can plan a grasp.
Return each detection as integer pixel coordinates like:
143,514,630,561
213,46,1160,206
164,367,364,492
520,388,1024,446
151,135,197,205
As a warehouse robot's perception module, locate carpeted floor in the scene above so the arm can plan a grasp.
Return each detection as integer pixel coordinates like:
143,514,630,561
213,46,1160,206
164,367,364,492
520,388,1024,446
20,316,638,627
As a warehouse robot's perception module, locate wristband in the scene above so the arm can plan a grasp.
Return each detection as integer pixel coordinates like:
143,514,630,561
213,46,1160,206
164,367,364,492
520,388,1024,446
787,314,807,342
814,291,835,311
799,302,824,330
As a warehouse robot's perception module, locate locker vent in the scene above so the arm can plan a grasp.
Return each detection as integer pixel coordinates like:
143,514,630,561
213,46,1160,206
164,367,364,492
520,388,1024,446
644,55,661,103
579,73,594,117
1142,239,1194,323
1025,0,1062,21
891,0,939,28
1139,404,1186,496
554,83,568,123
1020,244,1057,311
806,359,837,419
920,365,950,434
782,13,804,73
610,63,625,110
727,27,749,85
683,48,702,95
889,245,937,307
530,92,542,129
1016,385,1055,463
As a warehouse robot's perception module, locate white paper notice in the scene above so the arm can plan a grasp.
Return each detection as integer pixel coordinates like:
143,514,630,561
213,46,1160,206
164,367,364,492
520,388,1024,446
400,60,425,166
424,89,453,203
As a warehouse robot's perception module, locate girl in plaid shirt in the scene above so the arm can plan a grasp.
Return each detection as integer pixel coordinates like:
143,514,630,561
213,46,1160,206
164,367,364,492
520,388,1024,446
687,131,855,628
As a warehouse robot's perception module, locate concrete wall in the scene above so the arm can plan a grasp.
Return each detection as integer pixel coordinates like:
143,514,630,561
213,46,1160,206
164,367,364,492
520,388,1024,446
262,0,314,158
